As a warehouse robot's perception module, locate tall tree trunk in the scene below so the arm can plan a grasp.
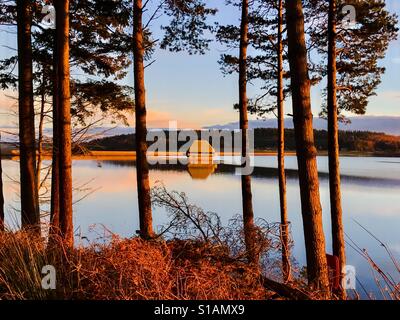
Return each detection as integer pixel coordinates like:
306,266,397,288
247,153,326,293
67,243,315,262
0,133,4,232
56,0,73,245
133,0,154,239
284,0,330,295
327,0,346,299
277,0,291,283
17,0,40,232
239,0,256,264
50,30,60,235
36,70,46,198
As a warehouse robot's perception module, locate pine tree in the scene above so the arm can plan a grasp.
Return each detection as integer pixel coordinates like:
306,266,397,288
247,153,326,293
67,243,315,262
217,0,291,275
285,0,330,295
237,0,257,264
16,0,40,232
131,0,216,238
133,0,153,239
54,0,73,245
326,0,345,299
276,0,291,283
50,32,60,235
305,0,398,297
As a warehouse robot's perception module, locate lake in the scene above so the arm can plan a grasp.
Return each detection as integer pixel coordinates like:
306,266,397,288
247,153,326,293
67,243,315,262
2,155,400,299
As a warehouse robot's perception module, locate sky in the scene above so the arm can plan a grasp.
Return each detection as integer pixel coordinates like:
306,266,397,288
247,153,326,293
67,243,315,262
0,0,399,129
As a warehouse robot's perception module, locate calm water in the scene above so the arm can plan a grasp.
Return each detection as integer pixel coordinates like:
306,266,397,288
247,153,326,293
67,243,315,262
2,156,400,298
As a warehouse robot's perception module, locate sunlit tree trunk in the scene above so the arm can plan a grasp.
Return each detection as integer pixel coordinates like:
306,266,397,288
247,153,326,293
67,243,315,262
239,0,257,264
284,0,330,295
56,0,73,245
36,70,46,198
277,0,291,283
50,30,60,235
17,0,40,232
327,0,346,299
0,132,4,231
133,0,154,239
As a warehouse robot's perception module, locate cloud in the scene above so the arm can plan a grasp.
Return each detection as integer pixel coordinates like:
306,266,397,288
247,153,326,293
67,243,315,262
129,109,200,129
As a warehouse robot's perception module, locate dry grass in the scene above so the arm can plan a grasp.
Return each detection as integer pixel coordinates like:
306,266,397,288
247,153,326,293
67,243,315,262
0,231,273,300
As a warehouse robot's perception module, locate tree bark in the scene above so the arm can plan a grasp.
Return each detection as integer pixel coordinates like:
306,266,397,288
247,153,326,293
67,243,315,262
277,0,291,283
56,0,73,245
0,133,4,232
327,0,346,299
284,0,330,295
239,0,257,264
36,70,46,197
261,275,312,300
50,29,60,235
17,0,40,232
133,0,154,239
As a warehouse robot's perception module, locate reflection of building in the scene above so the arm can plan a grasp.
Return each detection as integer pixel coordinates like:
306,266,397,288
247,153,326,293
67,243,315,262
187,140,217,179
187,163,217,180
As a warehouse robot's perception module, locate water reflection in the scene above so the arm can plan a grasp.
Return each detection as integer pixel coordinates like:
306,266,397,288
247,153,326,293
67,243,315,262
103,158,400,188
187,163,218,180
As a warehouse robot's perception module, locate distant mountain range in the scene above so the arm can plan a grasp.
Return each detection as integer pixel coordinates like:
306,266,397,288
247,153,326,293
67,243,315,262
205,116,400,136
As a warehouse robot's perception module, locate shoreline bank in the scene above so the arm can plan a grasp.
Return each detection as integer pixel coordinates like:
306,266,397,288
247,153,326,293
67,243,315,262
1,149,399,160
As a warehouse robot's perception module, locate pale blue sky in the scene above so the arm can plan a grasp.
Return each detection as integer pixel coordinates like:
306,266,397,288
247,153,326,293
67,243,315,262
0,0,399,128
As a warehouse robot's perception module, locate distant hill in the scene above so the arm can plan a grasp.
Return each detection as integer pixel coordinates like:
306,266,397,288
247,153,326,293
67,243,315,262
205,116,400,136
85,128,400,156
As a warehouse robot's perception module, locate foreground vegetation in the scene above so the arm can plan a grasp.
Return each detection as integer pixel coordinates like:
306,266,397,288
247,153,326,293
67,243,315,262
0,232,274,300
0,185,312,300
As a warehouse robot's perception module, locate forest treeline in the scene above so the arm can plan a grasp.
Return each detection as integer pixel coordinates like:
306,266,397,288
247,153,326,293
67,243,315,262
85,129,400,155
0,0,399,300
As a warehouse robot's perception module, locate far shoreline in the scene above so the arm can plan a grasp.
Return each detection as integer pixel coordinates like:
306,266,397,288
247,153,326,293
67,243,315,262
1,149,400,160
